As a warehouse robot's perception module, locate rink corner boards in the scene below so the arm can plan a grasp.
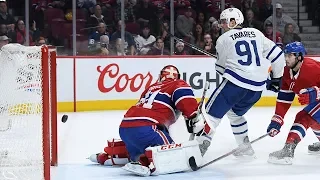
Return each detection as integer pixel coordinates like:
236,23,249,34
56,97,302,112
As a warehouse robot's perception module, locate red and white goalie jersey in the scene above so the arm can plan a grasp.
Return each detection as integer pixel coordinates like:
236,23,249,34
276,58,320,117
120,78,198,128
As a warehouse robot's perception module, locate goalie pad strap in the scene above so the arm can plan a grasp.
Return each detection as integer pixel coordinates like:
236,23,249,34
104,139,130,165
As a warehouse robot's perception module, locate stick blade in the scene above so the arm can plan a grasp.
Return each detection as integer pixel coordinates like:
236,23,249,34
188,156,199,171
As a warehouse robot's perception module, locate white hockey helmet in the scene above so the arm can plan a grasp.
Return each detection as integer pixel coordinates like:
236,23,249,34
219,8,244,29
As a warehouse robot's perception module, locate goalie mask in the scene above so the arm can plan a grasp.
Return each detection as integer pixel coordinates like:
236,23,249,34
159,65,180,82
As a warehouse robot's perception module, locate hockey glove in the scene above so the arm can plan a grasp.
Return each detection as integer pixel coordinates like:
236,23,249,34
298,86,320,105
185,114,200,134
266,77,282,93
267,114,284,137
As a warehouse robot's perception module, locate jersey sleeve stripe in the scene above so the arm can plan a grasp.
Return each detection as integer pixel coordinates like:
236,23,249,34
122,117,159,123
277,91,295,102
153,100,176,119
266,45,277,59
175,95,196,106
271,51,283,63
155,93,175,108
216,64,225,69
172,88,194,104
276,99,293,104
280,89,294,93
216,64,224,75
224,69,266,86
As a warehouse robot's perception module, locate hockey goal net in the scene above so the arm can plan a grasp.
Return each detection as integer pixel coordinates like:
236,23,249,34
0,44,57,180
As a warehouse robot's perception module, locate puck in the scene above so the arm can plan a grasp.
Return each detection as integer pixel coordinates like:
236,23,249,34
61,115,68,123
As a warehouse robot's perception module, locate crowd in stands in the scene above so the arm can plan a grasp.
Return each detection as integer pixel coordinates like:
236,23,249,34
0,0,319,55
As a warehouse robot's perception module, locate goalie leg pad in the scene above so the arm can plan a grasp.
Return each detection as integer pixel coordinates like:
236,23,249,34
88,139,130,166
144,140,202,175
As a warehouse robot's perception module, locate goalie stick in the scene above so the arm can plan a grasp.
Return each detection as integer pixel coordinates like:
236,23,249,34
189,133,269,171
189,81,210,140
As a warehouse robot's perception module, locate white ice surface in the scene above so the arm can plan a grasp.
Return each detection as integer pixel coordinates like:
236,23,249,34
52,107,320,180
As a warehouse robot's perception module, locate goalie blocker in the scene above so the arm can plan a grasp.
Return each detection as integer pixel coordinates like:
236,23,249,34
88,139,203,176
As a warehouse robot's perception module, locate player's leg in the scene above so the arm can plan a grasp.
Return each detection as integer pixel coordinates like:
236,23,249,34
308,120,320,154
305,102,320,154
228,90,262,157
268,102,320,164
88,139,130,166
120,125,174,176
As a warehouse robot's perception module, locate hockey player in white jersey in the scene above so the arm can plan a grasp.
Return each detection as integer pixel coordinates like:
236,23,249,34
204,8,285,157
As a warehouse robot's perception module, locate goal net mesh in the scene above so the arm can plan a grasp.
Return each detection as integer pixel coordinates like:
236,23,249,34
0,44,49,180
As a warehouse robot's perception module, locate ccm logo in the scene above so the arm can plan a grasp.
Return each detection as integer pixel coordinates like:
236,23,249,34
160,144,182,150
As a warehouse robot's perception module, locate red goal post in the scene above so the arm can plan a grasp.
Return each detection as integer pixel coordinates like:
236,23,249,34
0,44,57,180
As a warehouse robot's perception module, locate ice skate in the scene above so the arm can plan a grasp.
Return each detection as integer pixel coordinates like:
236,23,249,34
87,153,109,165
122,162,151,176
233,136,256,159
308,142,320,155
268,142,297,165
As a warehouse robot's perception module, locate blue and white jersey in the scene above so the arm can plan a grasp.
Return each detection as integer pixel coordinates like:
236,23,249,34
215,27,285,91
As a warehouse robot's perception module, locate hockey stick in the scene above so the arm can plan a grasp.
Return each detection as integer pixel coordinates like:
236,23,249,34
189,81,210,140
159,21,217,58
189,133,269,171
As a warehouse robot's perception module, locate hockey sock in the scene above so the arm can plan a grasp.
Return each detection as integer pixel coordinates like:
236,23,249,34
227,110,248,145
286,110,310,143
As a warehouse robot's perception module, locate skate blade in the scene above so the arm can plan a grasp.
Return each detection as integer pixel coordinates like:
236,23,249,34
308,150,320,155
122,163,151,177
267,156,293,165
233,154,257,161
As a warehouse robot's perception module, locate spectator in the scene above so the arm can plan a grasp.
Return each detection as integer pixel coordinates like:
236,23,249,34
77,0,97,14
204,33,215,54
87,5,107,33
193,24,205,55
36,36,47,46
88,22,109,46
282,23,301,47
135,0,156,27
174,41,188,55
204,16,217,33
115,0,135,23
175,6,195,43
0,1,15,32
110,20,136,55
0,23,15,43
264,3,300,34
0,35,9,49
243,8,263,31
147,36,170,55
109,38,124,55
159,20,171,50
134,24,156,55
150,8,168,38
263,22,282,48
196,12,207,31
241,0,259,20
29,20,41,43
259,0,273,22
173,0,191,11
210,21,221,48
15,20,34,46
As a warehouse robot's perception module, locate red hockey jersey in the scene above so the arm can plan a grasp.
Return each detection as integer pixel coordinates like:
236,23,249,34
120,79,198,128
275,58,320,118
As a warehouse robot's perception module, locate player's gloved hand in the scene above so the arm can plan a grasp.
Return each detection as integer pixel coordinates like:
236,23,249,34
267,114,284,137
185,113,200,134
266,76,282,93
298,86,320,105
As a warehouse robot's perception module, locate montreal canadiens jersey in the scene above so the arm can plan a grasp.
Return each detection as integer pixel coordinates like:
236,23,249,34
215,27,285,91
275,58,320,118
120,79,198,128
